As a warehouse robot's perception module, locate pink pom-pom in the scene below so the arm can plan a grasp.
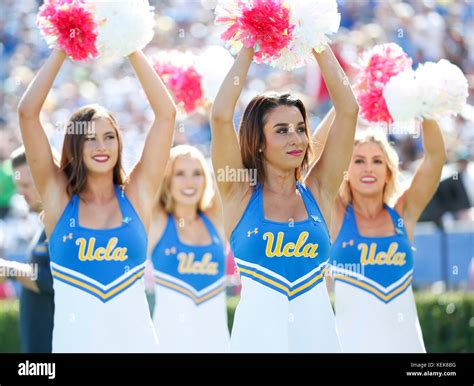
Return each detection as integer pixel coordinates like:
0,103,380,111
357,88,393,124
37,0,98,61
355,43,413,123
152,54,205,114
215,0,294,64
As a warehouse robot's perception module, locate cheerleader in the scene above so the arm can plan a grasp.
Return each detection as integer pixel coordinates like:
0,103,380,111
17,49,177,352
210,46,359,352
329,121,446,352
149,145,230,352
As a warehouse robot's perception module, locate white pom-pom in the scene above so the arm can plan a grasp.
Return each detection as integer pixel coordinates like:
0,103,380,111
272,0,341,71
196,46,234,101
214,0,243,55
415,59,468,120
383,69,421,123
89,0,155,58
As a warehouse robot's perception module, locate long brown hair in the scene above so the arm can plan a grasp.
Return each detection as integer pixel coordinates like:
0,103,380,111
60,104,126,197
238,92,314,186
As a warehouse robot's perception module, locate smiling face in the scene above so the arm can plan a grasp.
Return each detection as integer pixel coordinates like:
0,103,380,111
348,141,389,198
170,155,205,207
82,117,119,175
262,105,309,173
60,105,125,196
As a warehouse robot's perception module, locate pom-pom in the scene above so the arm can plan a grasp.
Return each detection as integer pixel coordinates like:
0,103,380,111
383,69,421,124
215,0,294,64
195,46,235,101
415,59,468,120
357,43,412,88
357,88,393,124
152,51,205,114
90,0,155,58
37,0,99,61
356,43,413,123
383,59,468,126
272,0,341,70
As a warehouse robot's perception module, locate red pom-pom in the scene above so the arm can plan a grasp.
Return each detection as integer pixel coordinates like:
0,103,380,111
355,43,412,123
37,0,98,61
153,54,205,114
215,0,294,64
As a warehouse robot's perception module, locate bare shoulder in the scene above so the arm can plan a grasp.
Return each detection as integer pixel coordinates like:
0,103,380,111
304,177,334,229
42,172,70,237
123,179,152,231
329,195,347,242
147,205,168,255
394,190,408,218
394,191,415,243
203,209,226,244
394,190,414,230
221,181,254,240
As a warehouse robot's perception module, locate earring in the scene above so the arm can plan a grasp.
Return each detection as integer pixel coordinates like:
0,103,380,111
258,148,262,153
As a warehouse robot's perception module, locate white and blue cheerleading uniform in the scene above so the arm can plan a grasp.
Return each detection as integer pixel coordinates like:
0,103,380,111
330,203,426,353
48,185,159,353
229,182,341,353
151,212,230,353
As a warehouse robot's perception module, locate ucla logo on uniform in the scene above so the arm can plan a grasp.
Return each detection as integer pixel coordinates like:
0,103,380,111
177,252,218,275
76,237,129,261
358,242,406,266
263,231,319,258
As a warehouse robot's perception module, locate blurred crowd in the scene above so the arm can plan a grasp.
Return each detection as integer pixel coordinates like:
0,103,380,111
0,0,473,296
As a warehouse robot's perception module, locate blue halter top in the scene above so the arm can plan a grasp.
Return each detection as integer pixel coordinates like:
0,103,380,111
151,212,226,305
330,203,414,303
230,181,331,300
48,185,147,302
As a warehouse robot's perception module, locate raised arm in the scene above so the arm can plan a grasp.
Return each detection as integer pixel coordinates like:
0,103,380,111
17,49,67,199
311,107,335,164
210,47,253,199
126,50,177,210
396,119,447,239
204,176,226,242
305,46,359,220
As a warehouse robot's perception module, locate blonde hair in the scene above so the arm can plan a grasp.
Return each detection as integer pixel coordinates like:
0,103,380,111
158,145,214,213
340,129,401,207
